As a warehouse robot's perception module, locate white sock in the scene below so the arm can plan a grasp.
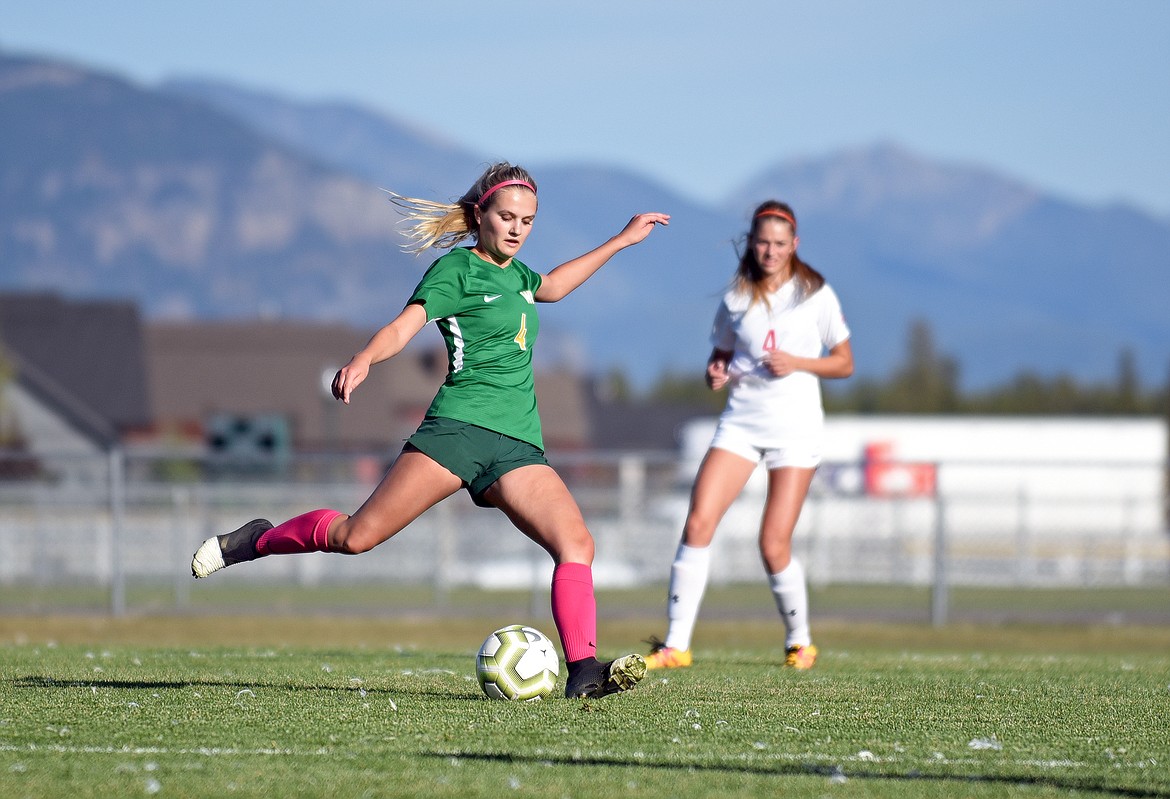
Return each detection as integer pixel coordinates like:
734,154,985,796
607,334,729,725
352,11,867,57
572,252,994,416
663,543,711,651
769,557,811,648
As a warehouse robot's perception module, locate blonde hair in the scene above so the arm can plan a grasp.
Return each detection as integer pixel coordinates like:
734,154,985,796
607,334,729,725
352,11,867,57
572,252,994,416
386,162,538,254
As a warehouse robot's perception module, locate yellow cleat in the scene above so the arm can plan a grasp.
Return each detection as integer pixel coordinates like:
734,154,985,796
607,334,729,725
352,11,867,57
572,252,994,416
784,644,818,670
645,643,693,670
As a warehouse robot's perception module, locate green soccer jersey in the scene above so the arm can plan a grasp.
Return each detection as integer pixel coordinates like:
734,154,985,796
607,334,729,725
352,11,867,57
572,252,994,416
408,247,545,449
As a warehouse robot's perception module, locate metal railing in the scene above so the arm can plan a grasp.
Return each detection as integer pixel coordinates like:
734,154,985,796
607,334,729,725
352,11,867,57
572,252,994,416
1,448,1166,622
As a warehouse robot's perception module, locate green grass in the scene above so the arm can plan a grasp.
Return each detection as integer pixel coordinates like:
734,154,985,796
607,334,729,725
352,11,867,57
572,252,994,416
2,615,1168,798
5,582,1170,626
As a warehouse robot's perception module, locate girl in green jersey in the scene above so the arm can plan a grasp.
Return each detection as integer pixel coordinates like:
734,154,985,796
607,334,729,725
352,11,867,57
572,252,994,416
192,162,669,699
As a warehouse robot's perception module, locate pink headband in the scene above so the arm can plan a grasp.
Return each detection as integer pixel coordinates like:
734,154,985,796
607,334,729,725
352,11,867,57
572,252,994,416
477,179,536,207
755,208,797,229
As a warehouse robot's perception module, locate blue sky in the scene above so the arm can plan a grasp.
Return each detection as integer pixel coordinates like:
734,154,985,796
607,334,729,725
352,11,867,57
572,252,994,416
3,1,1169,217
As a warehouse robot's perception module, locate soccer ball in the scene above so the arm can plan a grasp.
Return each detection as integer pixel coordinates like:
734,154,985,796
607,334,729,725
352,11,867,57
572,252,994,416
475,624,560,701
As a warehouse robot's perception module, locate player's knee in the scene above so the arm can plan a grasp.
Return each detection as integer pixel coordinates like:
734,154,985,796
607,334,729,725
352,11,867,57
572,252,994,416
338,539,372,555
552,528,593,564
759,539,792,571
570,533,595,564
330,520,377,555
682,515,718,546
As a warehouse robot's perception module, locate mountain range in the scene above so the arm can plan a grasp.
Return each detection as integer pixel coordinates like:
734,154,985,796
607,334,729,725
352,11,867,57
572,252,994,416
2,49,1167,391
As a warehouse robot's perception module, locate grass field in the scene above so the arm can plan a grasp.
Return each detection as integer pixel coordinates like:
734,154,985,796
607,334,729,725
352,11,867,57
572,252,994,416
2,605,1169,798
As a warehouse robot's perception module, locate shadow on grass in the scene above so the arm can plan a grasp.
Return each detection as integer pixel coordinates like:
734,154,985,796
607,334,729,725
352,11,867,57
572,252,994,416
428,751,1169,798
8,675,481,701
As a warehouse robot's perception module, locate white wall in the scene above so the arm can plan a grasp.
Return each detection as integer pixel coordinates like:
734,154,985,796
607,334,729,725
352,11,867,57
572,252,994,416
680,415,1165,493
822,415,1166,498
676,415,1168,542
2,382,104,457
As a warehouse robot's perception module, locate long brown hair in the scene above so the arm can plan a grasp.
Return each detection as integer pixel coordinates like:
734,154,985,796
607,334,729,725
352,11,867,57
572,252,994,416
734,200,825,308
384,162,537,254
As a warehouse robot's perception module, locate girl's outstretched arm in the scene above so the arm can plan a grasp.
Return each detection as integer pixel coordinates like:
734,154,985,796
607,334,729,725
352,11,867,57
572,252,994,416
535,212,669,302
331,303,429,404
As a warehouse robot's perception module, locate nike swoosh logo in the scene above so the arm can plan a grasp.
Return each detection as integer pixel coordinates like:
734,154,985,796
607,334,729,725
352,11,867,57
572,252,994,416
483,294,502,302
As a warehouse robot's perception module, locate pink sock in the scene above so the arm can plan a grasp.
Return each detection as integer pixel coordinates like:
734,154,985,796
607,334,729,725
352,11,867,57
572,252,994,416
256,509,342,555
551,562,598,662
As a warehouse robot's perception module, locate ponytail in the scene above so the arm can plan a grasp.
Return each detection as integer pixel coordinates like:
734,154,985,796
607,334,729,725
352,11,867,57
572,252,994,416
386,162,537,255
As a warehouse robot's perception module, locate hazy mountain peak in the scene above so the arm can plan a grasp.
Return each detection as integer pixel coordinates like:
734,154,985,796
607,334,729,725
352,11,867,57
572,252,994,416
733,142,1043,250
161,77,484,198
0,51,95,92
2,49,1167,390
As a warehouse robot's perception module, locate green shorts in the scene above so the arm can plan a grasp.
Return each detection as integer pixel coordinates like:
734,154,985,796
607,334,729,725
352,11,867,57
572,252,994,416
406,416,549,507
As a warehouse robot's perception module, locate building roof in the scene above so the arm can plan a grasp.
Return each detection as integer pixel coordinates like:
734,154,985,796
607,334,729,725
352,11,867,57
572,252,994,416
0,292,151,448
586,395,709,452
145,320,444,451
0,293,601,453
146,320,596,452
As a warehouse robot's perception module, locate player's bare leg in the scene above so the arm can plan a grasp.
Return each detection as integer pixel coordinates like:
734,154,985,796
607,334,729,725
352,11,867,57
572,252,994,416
760,466,818,668
682,447,759,548
192,448,462,578
328,448,463,554
487,465,646,698
647,448,756,669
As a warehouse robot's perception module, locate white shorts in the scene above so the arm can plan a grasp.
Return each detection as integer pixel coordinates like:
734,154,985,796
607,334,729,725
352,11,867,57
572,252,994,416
708,420,822,470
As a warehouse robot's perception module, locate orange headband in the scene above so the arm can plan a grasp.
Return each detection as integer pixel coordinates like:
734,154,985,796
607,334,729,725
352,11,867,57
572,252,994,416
478,179,536,207
755,208,796,229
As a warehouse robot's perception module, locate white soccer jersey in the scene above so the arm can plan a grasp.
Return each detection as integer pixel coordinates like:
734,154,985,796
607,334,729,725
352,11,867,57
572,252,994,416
710,280,850,445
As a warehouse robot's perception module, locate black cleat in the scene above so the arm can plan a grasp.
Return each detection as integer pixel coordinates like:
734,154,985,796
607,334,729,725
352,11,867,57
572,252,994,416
191,518,272,578
565,654,647,699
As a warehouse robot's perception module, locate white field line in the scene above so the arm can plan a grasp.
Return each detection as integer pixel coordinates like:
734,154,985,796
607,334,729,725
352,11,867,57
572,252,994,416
0,743,331,757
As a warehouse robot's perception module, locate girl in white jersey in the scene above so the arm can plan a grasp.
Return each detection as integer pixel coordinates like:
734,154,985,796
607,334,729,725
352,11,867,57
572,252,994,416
646,200,853,671
191,162,670,699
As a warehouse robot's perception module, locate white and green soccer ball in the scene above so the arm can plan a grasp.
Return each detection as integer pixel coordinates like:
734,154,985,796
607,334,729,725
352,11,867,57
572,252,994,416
475,624,560,701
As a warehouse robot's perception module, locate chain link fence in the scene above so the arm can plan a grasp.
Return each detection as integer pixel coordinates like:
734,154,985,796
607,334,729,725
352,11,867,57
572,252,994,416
1,448,1167,623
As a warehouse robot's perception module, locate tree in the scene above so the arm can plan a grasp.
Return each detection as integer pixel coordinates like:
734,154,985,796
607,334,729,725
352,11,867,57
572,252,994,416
1115,349,1140,413
0,341,20,446
884,319,960,412
647,369,725,412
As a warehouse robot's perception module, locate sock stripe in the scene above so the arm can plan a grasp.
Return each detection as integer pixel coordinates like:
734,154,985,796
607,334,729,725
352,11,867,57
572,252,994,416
313,509,342,550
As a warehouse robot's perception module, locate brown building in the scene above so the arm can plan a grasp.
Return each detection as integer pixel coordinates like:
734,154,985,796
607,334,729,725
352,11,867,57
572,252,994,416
145,320,595,453
146,320,441,452
0,292,622,461
0,293,150,454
